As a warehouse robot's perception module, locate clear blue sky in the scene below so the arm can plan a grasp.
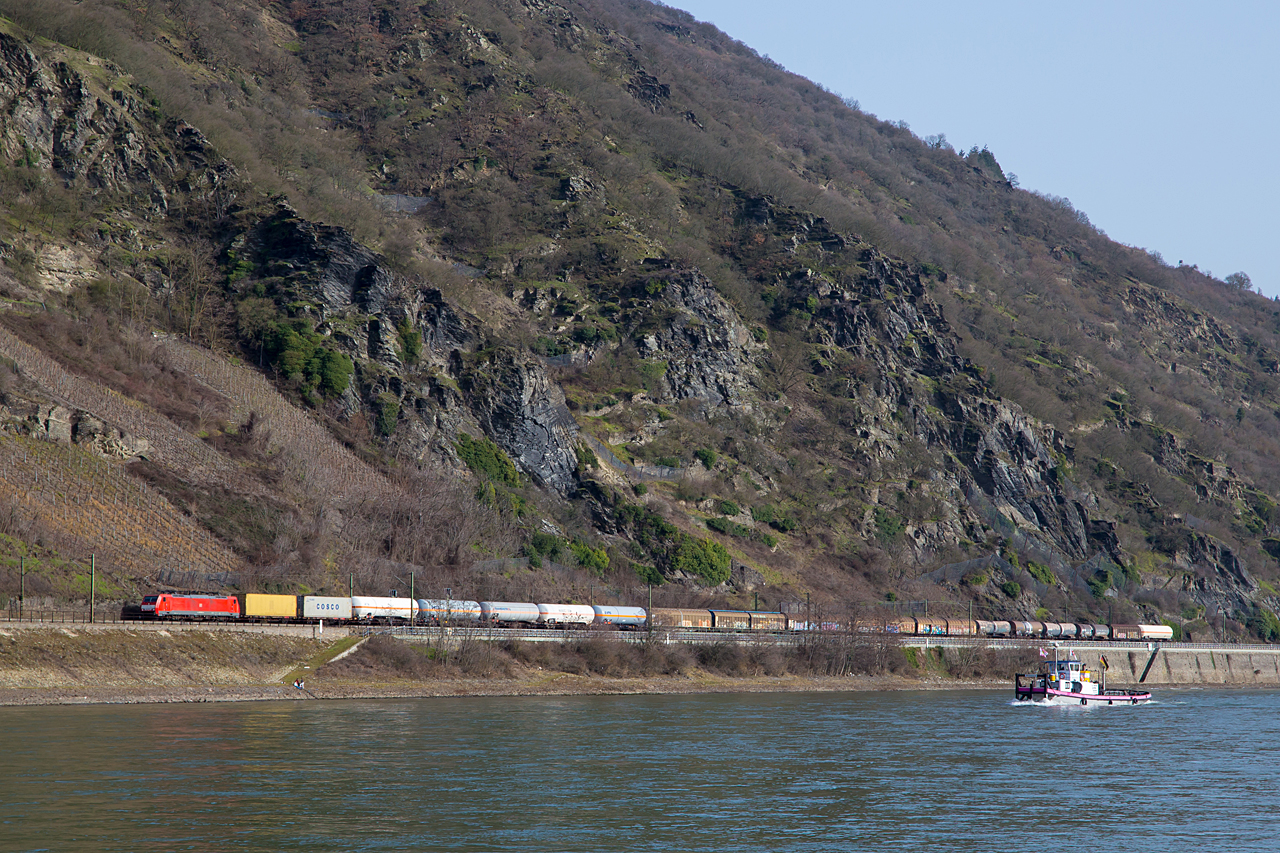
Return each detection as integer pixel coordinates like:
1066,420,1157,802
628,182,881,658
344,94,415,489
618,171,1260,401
670,1,1280,297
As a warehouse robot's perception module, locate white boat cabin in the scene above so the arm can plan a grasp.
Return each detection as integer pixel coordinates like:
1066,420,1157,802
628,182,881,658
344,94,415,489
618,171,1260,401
1045,658,1100,695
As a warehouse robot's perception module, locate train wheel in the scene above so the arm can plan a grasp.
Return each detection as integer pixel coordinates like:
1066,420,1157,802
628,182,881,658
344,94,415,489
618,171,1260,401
1080,698,1087,705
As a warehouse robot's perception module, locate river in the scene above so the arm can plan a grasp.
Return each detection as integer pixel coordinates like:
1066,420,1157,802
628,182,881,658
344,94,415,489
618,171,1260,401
1,688,1274,851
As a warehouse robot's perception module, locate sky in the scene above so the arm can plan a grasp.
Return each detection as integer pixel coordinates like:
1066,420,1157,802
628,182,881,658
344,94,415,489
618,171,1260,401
669,0,1280,297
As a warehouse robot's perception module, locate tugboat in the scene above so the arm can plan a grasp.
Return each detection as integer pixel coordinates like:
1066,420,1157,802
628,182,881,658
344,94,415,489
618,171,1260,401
1014,649,1152,706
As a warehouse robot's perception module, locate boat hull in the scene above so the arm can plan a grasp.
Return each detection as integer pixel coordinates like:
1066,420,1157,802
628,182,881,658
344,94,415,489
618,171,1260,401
1014,686,1152,706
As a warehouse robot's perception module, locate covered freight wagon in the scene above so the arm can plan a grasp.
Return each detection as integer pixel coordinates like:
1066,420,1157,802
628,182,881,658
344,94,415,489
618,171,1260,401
749,612,787,632
648,608,713,629
710,610,752,630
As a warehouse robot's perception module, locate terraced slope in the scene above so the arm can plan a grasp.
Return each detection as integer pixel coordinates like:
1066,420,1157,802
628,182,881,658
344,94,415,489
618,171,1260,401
0,435,242,580
157,339,394,501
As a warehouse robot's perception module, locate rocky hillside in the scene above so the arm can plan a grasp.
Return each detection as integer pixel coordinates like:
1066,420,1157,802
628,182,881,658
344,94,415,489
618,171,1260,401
1,1,1279,642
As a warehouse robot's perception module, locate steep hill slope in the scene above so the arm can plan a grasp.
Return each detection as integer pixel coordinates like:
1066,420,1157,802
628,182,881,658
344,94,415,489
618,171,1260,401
1,1,1278,641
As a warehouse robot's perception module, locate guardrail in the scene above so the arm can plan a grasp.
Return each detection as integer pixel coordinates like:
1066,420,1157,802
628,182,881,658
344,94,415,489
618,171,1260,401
0,610,127,624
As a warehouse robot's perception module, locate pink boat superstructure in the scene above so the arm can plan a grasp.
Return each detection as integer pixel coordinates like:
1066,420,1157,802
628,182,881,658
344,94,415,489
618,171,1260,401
1014,655,1152,706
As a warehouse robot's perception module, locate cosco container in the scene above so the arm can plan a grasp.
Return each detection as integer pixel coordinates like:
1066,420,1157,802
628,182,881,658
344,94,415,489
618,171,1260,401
301,596,352,620
591,605,647,629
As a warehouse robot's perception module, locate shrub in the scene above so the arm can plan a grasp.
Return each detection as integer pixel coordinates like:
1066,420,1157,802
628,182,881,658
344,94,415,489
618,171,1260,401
1000,580,1022,598
455,434,522,486
526,531,563,560
568,539,609,575
1026,561,1056,586
633,482,648,496
396,320,422,365
693,448,717,469
375,393,399,436
673,535,731,585
717,499,740,516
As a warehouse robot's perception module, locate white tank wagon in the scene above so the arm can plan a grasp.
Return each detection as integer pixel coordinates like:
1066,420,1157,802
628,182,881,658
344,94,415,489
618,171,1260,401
301,596,353,620
351,596,418,621
480,601,540,625
417,599,483,623
537,603,595,627
591,605,647,629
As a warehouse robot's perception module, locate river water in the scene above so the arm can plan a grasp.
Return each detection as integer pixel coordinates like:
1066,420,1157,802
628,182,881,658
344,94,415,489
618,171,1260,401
1,688,1274,852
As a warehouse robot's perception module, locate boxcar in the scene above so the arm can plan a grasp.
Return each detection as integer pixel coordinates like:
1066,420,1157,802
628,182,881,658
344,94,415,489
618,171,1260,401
417,599,482,623
709,610,752,630
537,603,595,627
351,596,418,621
301,596,352,620
749,612,787,632
945,619,976,636
915,618,947,636
1110,624,1142,640
479,601,540,625
238,593,296,620
591,605,647,629
648,608,713,629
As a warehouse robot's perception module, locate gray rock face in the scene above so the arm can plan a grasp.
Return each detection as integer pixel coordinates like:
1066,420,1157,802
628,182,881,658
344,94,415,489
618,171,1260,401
0,32,230,209
246,206,401,318
639,269,758,411
458,350,580,495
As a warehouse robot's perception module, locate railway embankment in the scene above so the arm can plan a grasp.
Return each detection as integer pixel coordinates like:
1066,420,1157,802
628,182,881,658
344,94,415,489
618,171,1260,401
1,625,1279,706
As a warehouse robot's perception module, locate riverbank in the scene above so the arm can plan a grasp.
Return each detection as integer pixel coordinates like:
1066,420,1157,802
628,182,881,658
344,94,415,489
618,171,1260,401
1,627,1277,707
0,672,1010,706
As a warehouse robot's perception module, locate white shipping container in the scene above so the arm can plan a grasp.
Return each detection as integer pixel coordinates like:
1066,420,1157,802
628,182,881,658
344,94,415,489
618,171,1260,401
301,596,353,620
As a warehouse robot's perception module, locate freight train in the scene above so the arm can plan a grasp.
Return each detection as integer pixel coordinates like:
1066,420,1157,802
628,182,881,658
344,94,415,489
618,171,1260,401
126,593,1174,641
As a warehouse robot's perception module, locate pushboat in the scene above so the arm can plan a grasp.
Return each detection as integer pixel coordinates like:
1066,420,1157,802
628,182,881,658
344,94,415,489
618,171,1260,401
1014,651,1152,706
